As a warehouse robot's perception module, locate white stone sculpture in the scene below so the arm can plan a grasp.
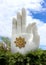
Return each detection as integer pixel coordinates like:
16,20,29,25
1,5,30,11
11,8,40,55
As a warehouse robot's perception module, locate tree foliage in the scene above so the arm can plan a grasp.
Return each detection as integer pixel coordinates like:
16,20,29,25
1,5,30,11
1,37,11,45
0,47,46,65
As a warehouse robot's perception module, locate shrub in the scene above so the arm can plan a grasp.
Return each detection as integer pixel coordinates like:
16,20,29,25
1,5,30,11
0,47,46,65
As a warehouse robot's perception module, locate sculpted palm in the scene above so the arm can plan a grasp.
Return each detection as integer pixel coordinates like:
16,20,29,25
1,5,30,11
11,8,40,54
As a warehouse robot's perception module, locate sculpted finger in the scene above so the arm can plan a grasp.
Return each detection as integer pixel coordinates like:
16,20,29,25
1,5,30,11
26,24,32,33
17,12,22,33
26,22,36,33
31,22,36,27
12,18,17,36
21,8,26,33
32,23,38,35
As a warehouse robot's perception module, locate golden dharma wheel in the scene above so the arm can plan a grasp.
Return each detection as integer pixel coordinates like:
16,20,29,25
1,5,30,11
14,37,26,48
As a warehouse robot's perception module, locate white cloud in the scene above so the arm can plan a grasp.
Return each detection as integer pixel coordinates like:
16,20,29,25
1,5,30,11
0,0,45,19
0,0,45,22
0,21,12,37
39,24,46,45
0,0,46,46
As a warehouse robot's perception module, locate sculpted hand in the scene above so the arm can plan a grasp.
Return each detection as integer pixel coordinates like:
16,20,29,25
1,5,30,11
11,8,40,54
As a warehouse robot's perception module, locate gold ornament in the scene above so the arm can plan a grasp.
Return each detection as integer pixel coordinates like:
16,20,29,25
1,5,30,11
14,37,26,48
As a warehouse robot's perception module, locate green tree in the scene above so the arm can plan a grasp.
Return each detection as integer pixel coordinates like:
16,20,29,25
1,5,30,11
1,37,11,47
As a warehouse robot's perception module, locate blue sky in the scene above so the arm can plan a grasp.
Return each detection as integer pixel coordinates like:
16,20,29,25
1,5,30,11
0,0,46,49
28,9,46,23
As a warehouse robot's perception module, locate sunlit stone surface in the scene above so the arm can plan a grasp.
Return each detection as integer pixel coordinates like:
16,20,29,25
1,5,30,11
11,8,40,55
